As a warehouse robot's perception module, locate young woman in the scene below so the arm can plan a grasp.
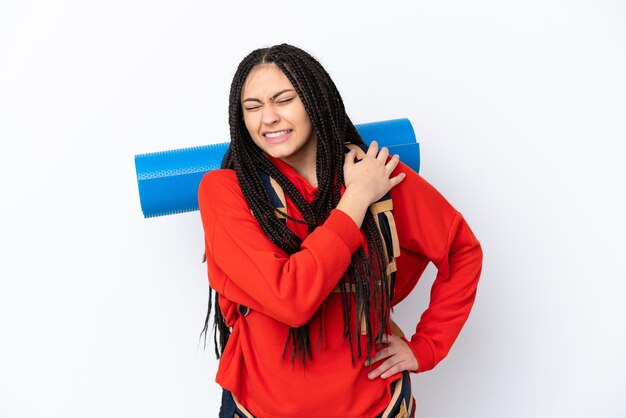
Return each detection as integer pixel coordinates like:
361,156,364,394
198,43,482,418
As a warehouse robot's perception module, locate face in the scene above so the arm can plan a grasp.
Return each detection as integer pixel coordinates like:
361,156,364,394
241,63,317,167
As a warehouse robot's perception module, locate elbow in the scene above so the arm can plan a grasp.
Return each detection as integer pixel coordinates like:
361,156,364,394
467,240,483,282
249,288,320,327
473,240,483,265
287,318,309,328
462,230,483,269
280,304,318,328
267,275,328,328
475,240,484,271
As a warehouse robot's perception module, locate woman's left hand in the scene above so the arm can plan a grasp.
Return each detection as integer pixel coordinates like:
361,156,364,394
365,334,419,379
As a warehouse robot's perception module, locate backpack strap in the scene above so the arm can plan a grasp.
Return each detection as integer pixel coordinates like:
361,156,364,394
344,142,401,264
259,171,287,220
340,143,401,334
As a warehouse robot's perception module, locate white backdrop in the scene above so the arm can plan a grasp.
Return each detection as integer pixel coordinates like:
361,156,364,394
1,1,625,417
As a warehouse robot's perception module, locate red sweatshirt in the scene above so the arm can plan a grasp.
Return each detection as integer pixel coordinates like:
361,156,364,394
198,157,482,418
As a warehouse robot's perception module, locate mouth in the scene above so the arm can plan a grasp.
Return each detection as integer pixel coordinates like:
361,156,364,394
263,129,293,144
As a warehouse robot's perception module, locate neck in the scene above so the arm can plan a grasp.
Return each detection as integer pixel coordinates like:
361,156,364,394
281,134,318,188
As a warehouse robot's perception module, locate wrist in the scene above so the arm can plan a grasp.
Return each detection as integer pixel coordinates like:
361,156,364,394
336,188,370,228
341,186,372,207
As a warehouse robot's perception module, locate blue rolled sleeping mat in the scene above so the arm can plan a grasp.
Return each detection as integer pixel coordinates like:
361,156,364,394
134,118,420,218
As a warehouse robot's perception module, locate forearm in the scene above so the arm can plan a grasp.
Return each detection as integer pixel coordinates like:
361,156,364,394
407,215,483,372
205,207,364,328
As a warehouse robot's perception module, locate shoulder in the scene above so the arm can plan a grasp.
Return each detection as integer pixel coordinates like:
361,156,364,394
391,161,456,212
198,169,247,213
199,168,238,191
389,162,465,259
198,169,241,193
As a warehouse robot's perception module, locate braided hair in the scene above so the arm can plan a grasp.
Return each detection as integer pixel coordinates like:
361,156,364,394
201,44,391,365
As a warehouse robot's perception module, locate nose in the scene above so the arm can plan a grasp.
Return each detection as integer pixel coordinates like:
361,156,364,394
261,104,279,126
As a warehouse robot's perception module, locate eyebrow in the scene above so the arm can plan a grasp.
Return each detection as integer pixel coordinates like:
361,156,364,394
242,89,295,103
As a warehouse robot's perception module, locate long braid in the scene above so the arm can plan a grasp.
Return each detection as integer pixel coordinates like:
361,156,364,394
202,44,392,365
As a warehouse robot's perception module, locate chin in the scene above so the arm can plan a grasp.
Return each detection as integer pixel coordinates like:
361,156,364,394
257,141,295,159
266,148,295,160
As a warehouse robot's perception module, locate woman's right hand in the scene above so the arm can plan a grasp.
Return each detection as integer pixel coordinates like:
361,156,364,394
336,141,406,228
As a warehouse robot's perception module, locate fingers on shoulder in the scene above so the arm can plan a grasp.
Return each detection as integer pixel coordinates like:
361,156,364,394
366,140,379,157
